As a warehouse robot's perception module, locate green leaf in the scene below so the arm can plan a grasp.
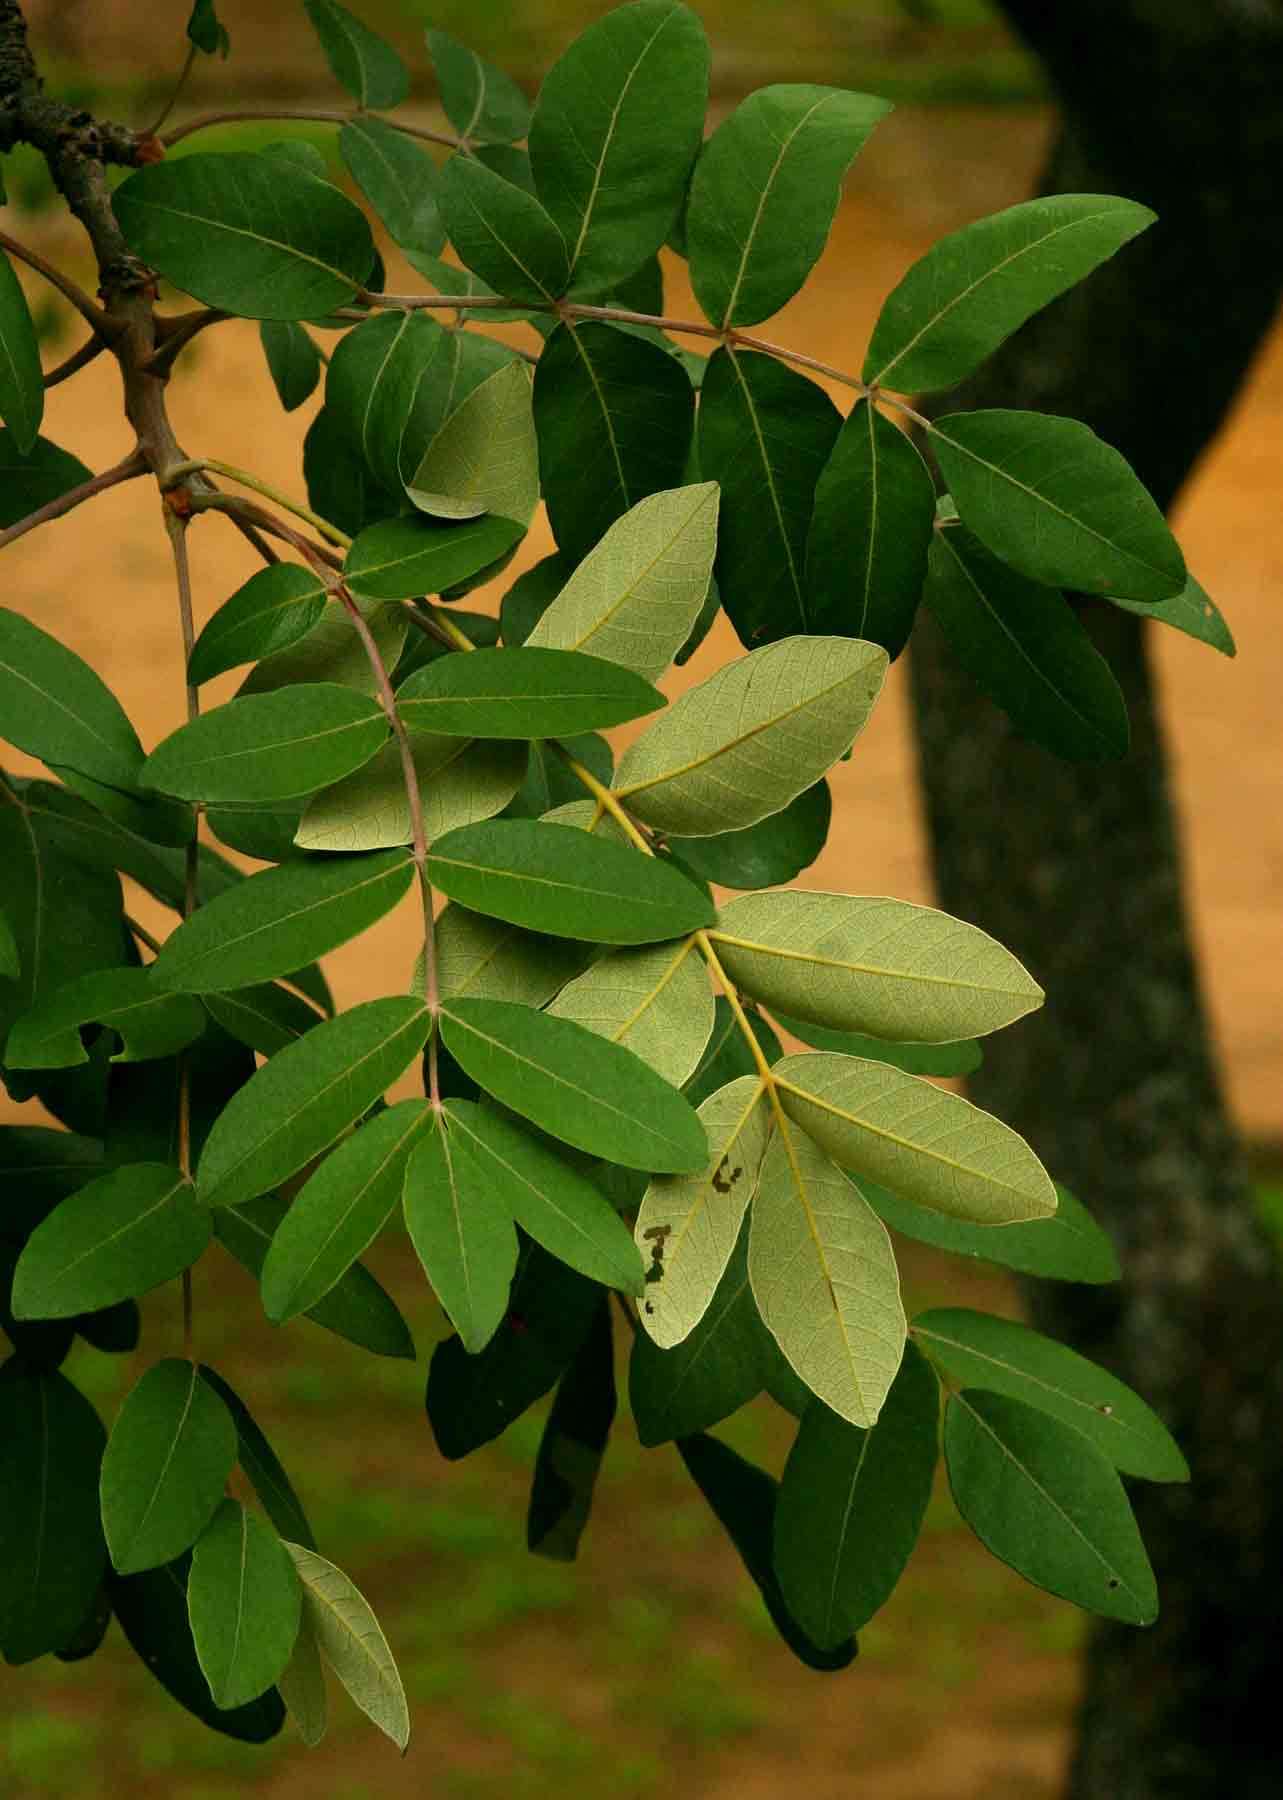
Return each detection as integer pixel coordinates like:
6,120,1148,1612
396,646,662,739
687,85,889,329
749,1123,905,1428
114,153,375,320
206,805,306,864
435,902,586,1007
669,782,829,893
866,194,1155,394
259,321,322,414
944,1390,1158,1624
197,996,430,1209
425,1240,599,1459
500,555,570,646
189,1500,303,1708
635,1073,771,1347
295,735,527,852
152,850,412,993
774,1343,937,1647
143,685,387,804
615,635,887,837
526,483,719,682
110,1558,284,1741
0,906,18,980
188,565,328,686
239,596,407,699
277,1611,328,1747
303,0,408,108
187,0,230,57
774,1050,1056,1224
528,0,709,296
503,731,611,819
340,117,445,261
11,1165,210,1321
428,818,713,944
683,997,782,1109
440,996,707,1172
767,1015,982,1077
263,1101,431,1325
677,1433,856,1671
915,1307,1186,1482
867,1177,1119,1285
1110,569,1236,657
0,248,43,454
344,514,523,602
0,607,144,790
4,967,206,1068
527,1299,615,1560
406,358,539,526
214,1194,415,1360
548,936,713,1088
696,347,841,644
303,406,398,540
100,1359,237,1575
0,431,90,529
931,410,1185,604
428,27,532,143
444,1099,645,1292
0,1363,106,1663
202,983,322,1058
403,1108,520,1351
0,1126,106,1239
400,325,521,473
325,309,445,498
439,154,568,303
533,323,695,564
285,1542,410,1749
196,1367,317,1551
805,401,935,658
924,526,1131,761
710,890,1043,1043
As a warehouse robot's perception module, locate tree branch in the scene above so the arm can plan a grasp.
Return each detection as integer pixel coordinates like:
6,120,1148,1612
160,106,461,153
0,227,109,332
0,448,147,550
43,332,107,387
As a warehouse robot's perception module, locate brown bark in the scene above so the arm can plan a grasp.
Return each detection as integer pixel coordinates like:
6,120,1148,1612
908,4,1283,1793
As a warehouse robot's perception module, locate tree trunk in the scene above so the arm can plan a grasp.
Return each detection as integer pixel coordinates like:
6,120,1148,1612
907,4,1283,1794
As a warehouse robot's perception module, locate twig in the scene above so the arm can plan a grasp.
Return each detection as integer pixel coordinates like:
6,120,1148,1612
144,42,197,138
160,106,461,153
166,458,352,549
0,449,147,550
186,489,343,569
0,227,110,332
147,306,231,373
43,334,107,388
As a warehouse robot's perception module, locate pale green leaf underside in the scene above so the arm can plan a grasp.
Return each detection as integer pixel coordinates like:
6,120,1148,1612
284,1542,411,1750
548,935,713,1087
408,359,539,524
296,734,527,852
434,902,586,1008
240,598,407,699
278,1610,328,1747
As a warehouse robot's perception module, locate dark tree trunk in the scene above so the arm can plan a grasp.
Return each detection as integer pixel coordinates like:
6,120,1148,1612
907,4,1283,1794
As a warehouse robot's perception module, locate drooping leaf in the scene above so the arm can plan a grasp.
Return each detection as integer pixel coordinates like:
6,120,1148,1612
548,936,713,1088
0,607,144,790
439,154,569,303
527,483,719,682
943,1390,1158,1625
285,1542,410,1750
774,1050,1056,1224
197,1367,317,1551
930,410,1185,604
0,1362,106,1663
614,635,887,837
197,997,431,1209
774,1343,938,1647
866,1178,1120,1285
403,1108,520,1351
677,1433,856,1671
340,117,445,262
277,1611,328,1747
527,0,709,296
687,85,889,328
914,1307,1187,1481
188,565,328,687
189,1499,303,1708
0,431,91,530
748,1123,905,1428
5,966,205,1069
344,513,523,602
1109,569,1236,656
696,347,841,645
441,996,707,1172
635,1073,771,1347
259,321,322,413
805,401,935,658
767,1014,982,1077
682,997,783,1109
303,0,408,108
239,596,407,699
0,248,43,454
152,850,412,993
866,194,1155,394
114,153,375,320
202,982,323,1058
100,1359,237,1575
325,309,445,498
263,1101,431,1325
924,526,1130,761
527,1298,616,1560
143,685,386,805
428,27,532,143
11,1165,209,1321
533,322,695,564
186,0,230,57
295,734,527,852
444,1099,645,1292
395,646,662,740
407,358,539,525
435,902,586,1008
709,890,1042,1043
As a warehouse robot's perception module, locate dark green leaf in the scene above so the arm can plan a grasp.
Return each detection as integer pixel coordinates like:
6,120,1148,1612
340,117,445,261
0,432,91,529
1110,570,1235,656
0,1125,105,1240
1,1236,77,1367
303,0,408,109
4,966,205,1069
103,1021,253,1170
197,1367,317,1551
943,1390,1158,1624
202,982,323,1058
303,405,398,540
142,685,387,804
528,1298,615,1560
768,1013,982,1076
52,1583,112,1663
404,1108,519,1351
187,0,230,57
101,1359,237,1574
0,248,43,454
396,646,662,739
345,514,523,602
74,1299,140,1355
683,998,782,1109
533,322,694,564
670,782,830,891
17,779,224,913
189,1498,302,1708
428,28,532,143
0,906,17,981
114,153,375,320
440,154,568,303
696,347,840,645
52,765,194,848
259,321,321,413
206,803,306,864
500,555,570,646
0,607,144,790
925,526,1130,761
325,309,445,496
197,996,430,1208
502,733,612,819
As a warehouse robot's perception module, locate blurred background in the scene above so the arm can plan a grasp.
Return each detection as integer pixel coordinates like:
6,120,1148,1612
3,2,1280,1796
